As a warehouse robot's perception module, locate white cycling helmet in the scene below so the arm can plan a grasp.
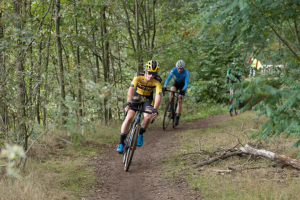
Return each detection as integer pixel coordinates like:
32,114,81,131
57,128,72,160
176,60,185,69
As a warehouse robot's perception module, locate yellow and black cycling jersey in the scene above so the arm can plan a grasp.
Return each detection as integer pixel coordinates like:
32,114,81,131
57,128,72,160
130,71,162,96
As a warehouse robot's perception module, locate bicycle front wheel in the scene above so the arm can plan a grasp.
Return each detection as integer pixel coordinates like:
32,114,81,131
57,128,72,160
173,98,178,128
163,101,173,130
122,122,134,164
124,124,140,172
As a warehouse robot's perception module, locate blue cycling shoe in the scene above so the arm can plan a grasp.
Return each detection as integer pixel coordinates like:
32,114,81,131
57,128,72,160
137,134,143,147
116,144,124,154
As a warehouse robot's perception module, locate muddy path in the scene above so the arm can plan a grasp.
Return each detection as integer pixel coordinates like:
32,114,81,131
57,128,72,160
85,114,231,200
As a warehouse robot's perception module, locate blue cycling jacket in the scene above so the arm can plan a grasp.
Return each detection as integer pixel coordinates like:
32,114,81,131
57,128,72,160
164,67,190,91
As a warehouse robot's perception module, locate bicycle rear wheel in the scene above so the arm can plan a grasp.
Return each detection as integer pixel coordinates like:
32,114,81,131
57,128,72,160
163,101,173,130
124,124,140,172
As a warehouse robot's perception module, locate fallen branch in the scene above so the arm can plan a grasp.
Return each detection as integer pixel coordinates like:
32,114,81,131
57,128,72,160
182,143,300,170
182,150,243,170
261,179,281,182
214,169,232,173
240,143,300,170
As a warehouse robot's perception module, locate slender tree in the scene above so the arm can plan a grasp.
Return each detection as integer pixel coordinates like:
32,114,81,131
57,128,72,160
55,0,67,124
0,3,7,129
74,0,82,117
100,5,110,124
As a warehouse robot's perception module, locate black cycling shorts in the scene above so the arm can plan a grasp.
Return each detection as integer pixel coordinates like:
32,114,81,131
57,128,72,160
172,80,185,91
131,91,154,111
172,80,186,95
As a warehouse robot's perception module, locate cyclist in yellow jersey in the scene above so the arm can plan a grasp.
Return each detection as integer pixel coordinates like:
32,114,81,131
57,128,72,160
116,60,162,153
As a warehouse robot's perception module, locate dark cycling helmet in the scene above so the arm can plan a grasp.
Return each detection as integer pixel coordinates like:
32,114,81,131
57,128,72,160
146,60,160,73
176,60,185,69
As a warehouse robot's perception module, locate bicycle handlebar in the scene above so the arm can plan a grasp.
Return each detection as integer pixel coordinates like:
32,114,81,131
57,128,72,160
163,89,183,99
163,89,180,95
124,107,155,124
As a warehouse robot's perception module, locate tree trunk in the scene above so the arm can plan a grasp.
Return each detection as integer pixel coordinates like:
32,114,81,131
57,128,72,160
74,1,82,117
111,49,120,119
100,6,110,125
89,7,102,119
14,0,28,151
43,3,54,128
293,17,300,47
151,0,156,50
43,34,51,128
90,8,101,83
135,0,142,71
118,43,123,119
0,8,7,132
55,0,67,125
36,40,42,124
122,0,136,52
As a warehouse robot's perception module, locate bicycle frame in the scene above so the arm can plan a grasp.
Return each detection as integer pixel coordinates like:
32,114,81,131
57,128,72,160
124,108,142,150
163,89,180,130
123,105,154,171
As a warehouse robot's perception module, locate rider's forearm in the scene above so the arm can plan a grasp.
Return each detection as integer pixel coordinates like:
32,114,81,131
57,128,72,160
183,76,189,91
127,87,134,102
153,94,162,110
164,74,173,87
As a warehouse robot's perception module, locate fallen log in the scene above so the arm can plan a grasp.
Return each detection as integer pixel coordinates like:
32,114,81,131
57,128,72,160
240,143,300,170
182,143,300,170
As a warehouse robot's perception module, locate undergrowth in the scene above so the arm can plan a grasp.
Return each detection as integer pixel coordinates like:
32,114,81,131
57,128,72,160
162,111,300,200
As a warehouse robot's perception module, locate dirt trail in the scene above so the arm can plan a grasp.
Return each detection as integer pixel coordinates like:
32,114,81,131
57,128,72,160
86,114,230,200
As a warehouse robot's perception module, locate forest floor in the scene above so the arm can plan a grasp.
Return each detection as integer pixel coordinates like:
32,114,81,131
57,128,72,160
83,113,230,200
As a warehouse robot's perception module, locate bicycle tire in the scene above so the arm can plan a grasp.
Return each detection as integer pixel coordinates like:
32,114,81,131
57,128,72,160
163,101,173,130
122,123,134,164
173,98,178,128
124,124,140,172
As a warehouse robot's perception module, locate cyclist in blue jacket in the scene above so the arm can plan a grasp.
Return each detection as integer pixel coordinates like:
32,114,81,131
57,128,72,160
162,60,190,126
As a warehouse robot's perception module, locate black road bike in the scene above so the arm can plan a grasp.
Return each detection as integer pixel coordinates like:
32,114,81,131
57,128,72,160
162,89,180,130
123,105,154,172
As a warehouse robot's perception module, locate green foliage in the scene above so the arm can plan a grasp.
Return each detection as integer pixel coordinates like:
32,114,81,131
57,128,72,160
1,0,300,158
238,75,300,146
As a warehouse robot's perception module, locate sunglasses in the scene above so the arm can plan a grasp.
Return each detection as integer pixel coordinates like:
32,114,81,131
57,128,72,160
145,70,157,76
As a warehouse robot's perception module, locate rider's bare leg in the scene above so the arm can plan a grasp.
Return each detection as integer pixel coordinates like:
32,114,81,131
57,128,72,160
117,110,135,149
176,95,184,114
170,86,177,99
141,111,152,130
121,110,135,134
